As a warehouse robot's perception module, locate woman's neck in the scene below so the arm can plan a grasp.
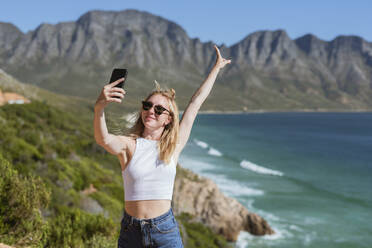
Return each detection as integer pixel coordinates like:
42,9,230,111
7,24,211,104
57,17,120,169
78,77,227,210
142,128,164,141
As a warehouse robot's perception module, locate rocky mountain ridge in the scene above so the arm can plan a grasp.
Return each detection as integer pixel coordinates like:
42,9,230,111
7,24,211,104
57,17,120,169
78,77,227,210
0,9,371,111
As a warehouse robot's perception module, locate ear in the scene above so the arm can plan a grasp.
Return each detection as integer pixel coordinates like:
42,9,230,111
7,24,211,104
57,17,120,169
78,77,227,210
165,115,172,126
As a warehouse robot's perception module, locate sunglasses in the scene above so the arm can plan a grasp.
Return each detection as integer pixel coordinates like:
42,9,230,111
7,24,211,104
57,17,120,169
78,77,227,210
142,101,171,116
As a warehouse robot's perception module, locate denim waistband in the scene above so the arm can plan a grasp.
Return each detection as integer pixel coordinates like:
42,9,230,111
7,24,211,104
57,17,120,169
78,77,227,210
123,207,174,226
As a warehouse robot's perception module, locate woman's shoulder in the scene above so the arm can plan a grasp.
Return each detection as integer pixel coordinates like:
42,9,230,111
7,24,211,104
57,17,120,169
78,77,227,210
117,134,137,147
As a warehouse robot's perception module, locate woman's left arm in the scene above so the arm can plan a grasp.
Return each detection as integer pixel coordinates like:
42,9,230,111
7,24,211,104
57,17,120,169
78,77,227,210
175,45,231,155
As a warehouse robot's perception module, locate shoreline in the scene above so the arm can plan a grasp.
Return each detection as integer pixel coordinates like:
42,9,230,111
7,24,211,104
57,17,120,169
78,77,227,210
187,109,372,115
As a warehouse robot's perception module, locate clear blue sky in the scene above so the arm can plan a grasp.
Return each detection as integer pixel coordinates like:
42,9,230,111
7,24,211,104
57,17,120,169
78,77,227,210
1,0,371,46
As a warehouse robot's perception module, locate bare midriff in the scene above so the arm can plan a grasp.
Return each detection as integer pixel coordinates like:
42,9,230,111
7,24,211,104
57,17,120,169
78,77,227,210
120,137,174,219
125,199,171,219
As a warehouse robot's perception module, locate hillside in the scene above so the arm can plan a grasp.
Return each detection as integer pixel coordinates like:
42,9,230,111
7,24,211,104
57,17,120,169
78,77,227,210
0,72,274,246
0,99,240,247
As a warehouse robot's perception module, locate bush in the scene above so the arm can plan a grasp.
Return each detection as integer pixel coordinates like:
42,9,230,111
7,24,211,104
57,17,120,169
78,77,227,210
0,153,51,247
177,212,233,248
46,206,117,248
0,153,119,247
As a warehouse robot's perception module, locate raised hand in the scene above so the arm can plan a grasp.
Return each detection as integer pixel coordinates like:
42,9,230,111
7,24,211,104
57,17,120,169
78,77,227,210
95,77,126,108
214,44,232,69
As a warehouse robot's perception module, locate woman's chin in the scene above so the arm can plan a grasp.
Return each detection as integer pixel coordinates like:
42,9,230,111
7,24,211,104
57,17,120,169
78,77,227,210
144,119,154,125
143,122,157,129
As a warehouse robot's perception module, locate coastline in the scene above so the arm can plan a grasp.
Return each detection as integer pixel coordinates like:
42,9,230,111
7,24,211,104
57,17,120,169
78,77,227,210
124,109,372,123
182,112,372,247
189,108,372,115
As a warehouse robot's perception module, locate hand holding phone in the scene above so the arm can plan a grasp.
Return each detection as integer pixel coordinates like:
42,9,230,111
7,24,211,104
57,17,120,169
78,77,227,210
95,68,128,108
108,68,128,98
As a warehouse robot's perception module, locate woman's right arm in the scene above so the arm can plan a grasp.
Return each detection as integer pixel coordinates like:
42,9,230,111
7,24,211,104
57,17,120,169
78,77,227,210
94,78,127,155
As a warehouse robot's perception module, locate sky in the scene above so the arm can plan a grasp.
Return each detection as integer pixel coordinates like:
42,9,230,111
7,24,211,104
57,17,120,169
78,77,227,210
1,0,371,46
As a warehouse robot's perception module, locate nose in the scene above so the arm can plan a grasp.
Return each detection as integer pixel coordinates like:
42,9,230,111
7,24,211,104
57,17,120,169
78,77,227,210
144,106,156,117
148,106,155,114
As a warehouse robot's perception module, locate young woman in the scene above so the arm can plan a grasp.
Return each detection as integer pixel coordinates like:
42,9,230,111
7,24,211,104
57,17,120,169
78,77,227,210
94,45,231,247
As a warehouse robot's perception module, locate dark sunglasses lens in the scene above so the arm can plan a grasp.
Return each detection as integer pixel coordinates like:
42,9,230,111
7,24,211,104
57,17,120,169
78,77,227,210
154,105,165,115
142,101,152,110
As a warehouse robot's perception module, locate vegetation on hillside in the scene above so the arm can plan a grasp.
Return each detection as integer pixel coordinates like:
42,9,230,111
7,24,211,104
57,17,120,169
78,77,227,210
0,100,232,247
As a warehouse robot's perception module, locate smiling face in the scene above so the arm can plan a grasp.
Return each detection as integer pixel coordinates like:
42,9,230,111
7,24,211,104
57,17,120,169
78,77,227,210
141,94,172,131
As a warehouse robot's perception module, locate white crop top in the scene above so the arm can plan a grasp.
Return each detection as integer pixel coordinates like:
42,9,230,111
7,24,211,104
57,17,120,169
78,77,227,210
122,137,177,201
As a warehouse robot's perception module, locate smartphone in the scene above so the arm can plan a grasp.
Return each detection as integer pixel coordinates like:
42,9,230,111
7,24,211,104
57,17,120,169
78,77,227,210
109,68,128,98
109,68,128,87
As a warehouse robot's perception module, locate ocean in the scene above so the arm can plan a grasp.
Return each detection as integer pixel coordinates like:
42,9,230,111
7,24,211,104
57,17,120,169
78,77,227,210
177,112,372,248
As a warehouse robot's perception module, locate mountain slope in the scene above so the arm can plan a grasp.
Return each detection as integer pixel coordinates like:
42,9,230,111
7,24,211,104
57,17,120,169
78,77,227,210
0,9,372,111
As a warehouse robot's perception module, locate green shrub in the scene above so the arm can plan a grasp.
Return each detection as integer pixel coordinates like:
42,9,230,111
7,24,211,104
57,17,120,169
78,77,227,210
46,206,116,248
0,153,51,247
85,234,117,248
89,191,123,219
6,137,43,166
177,213,233,248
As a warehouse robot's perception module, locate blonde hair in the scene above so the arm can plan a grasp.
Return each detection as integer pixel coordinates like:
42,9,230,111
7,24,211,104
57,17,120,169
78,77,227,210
127,80,179,165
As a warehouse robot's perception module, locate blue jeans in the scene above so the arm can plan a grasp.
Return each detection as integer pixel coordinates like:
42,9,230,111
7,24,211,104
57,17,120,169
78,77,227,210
118,207,184,248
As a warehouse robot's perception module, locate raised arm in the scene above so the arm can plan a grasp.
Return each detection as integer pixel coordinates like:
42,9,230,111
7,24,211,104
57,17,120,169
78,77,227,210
175,45,231,155
94,77,128,155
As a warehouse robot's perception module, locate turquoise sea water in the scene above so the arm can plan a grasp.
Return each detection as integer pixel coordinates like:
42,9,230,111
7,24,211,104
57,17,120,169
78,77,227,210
178,112,372,248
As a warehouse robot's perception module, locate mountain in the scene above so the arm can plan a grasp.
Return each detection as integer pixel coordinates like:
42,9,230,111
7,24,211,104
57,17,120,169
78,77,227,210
0,9,372,111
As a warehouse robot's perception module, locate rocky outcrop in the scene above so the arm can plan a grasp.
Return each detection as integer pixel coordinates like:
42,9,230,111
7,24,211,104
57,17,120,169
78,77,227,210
78,184,109,217
172,165,274,242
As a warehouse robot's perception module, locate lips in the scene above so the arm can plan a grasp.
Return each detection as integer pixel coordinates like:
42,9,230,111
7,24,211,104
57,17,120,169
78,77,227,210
145,116,156,121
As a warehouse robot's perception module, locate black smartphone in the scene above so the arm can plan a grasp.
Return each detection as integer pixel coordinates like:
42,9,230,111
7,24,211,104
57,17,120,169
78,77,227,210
109,68,128,98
